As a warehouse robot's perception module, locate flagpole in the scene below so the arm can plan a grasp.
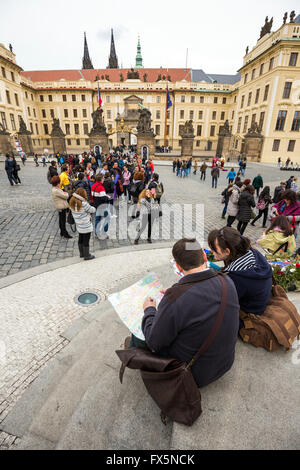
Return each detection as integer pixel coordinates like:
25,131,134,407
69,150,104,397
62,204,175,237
164,79,168,148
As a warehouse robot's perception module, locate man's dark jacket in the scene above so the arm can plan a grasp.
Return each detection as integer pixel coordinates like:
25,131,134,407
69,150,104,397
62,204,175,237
142,270,239,388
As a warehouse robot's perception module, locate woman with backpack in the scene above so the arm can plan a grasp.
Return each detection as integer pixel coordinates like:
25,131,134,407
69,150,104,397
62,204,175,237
236,185,256,235
251,186,272,228
148,173,164,217
226,182,242,227
130,171,145,219
51,175,72,239
134,189,159,245
122,165,132,201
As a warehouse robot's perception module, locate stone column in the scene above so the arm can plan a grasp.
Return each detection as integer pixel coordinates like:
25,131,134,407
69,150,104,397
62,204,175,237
216,120,232,159
18,133,34,155
89,108,109,154
137,133,156,157
179,120,195,157
0,129,14,155
50,117,66,155
243,122,264,162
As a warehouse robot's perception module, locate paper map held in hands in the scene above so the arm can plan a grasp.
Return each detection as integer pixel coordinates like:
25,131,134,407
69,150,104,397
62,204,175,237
108,273,164,341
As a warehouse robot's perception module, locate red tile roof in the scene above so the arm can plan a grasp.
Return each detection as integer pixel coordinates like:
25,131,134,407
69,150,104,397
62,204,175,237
21,68,192,83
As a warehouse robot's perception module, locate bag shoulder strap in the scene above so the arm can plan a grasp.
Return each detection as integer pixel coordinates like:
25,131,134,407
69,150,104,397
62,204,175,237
186,274,228,370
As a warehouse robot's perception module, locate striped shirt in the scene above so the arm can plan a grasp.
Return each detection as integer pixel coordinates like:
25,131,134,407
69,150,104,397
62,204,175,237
223,250,256,273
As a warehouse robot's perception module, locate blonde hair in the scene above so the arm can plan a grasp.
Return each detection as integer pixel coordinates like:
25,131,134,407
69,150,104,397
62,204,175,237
69,188,87,212
138,188,153,205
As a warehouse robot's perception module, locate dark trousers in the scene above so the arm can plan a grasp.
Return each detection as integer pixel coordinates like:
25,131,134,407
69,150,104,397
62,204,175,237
256,188,261,198
123,185,131,200
237,221,249,235
13,171,21,184
136,213,153,241
252,209,268,227
212,176,218,188
129,334,149,349
58,209,68,236
227,215,236,227
222,202,228,217
200,172,206,181
78,232,91,247
6,171,17,186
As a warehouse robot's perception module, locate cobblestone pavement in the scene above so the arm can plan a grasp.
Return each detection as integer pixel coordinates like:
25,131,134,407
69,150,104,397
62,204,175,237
0,161,287,278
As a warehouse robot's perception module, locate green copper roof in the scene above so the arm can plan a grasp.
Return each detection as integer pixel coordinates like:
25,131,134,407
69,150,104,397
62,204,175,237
135,35,144,69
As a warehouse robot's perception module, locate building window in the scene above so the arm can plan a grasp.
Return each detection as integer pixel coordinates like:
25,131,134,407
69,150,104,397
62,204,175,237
234,96,237,103
272,140,280,151
64,109,68,118
259,63,264,76
200,96,204,103
241,95,245,108
1,112,7,129
73,109,78,118
85,139,89,145
288,140,296,152
191,96,195,103
83,109,87,118
189,110,194,120
212,111,217,120
166,125,170,135
107,110,111,119
35,123,39,134
210,125,215,137
81,95,86,102
10,114,16,130
156,96,161,103
291,111,300,131
251,69,256,80
156,110,160,119
244,73,248,84
83,123,89,134
43,124,49,134
40,95,44,102
67,139,71,145
197,125,202,136
33,109,36,118
11,71,15,82
269,57,274,71
289,53,298,66
65,124,70,135
198,111,203,120
214,97,218,104
6,90,11,104
62,95,67,102
222,97,227,104
1,67,6,78
76,139,80,146
237,117,242,134
207,141,212,151
283,82,292,99
27,107,31,117
247,92,252,107
232,111,235,119
15,93,19,106
181,96,185,103
72,95,76,102
48,95,53,102
167,110,170,119
251,114,256,127
275,111,287,131
42,109,46,118
253,89,259,105
196,140,200,147
263,84,270,101
180,110,184,119
259,112,265,131
74,124,80,135
221,111,225,121
31,94,33,101
106,96,110,103
50,109,54,118
25,91,28,99
30,123,33,133
46,139,50,146
243,116,249,133
155,125,160,135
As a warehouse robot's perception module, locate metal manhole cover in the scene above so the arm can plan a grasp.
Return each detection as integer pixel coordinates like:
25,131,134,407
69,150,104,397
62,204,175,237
74,291,102,307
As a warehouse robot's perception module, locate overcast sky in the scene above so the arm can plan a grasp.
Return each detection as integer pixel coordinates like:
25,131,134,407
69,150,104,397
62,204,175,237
0,0,297,74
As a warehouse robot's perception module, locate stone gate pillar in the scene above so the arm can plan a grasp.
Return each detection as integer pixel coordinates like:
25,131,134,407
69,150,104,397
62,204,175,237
243,122,264,162
216,120,232,159
50,118,66,154
179,120,195,157
89,108,109,154
136,108,156,157
0,127,14,155
17,117,33,155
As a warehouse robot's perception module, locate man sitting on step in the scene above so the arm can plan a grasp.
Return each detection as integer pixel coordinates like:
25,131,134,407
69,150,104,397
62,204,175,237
130,238,240,388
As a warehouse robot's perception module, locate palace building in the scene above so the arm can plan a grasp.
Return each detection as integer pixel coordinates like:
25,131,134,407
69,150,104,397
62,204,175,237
0,13,300,162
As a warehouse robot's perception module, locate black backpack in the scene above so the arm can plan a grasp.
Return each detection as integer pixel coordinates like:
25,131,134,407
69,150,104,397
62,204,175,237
47,169,52,184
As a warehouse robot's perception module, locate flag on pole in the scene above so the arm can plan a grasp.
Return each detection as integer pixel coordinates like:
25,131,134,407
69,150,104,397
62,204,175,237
166,86,172,109
98,84,103,108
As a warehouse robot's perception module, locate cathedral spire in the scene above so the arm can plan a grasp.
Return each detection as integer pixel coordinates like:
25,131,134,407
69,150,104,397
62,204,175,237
107,29,119,69
135,34,144,69
82,32,94,69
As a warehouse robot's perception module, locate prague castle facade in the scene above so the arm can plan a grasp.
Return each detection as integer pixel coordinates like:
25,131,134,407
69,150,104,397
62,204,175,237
0,13,300,162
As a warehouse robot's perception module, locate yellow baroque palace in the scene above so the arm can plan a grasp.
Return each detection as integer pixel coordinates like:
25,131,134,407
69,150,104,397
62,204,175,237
0,14,300,162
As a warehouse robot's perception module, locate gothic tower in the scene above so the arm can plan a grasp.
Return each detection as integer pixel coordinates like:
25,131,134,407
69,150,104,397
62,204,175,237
82,32,94,69
107,29,119,69
135,35,144,69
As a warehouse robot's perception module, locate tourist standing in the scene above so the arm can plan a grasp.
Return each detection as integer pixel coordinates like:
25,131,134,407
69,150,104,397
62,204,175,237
34,154,39,167
91,175,111,239
221,184,233,219
173,160,177,173
193,160,198,175
51,175,72,239
176,160,182,177
20,151,26,166
134,189,158,245
69,188,96,260
227,182,242,227
122,165,132,201
200,162,207,181
148,173,164,217
47,161,58,183
226,168,237,184
5,154,17,186
252,174,264,198
236,185,256,235
211,165,220,189
12,157,21,185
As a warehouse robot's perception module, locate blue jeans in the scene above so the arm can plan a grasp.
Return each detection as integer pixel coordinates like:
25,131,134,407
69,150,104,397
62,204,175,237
95,207,110,236
176,168,180,177
222,201,228,217
129,334,149,350
184,169,188,178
